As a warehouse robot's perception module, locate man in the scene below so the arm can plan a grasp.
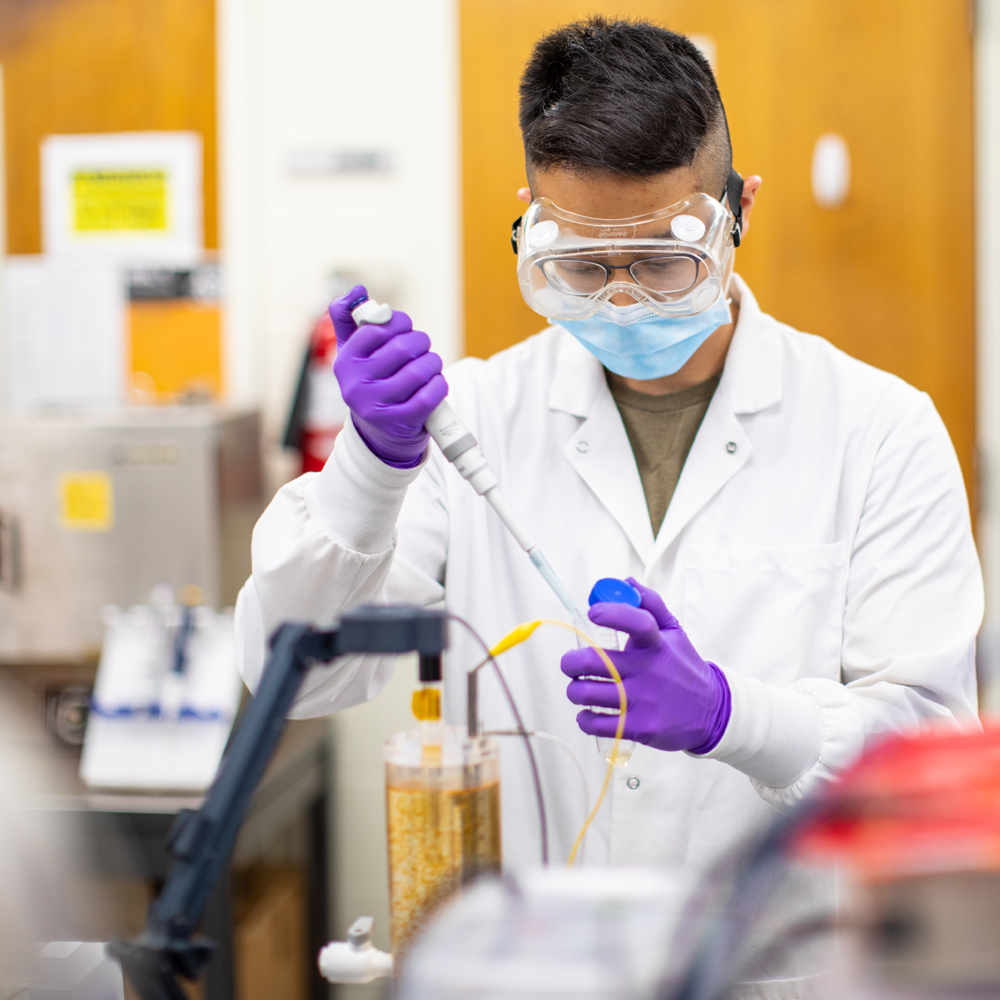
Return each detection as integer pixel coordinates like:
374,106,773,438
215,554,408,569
236,18,981,877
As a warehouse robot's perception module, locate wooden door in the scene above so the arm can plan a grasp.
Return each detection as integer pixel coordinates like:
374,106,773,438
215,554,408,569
0,0,217,255
460,0,976,494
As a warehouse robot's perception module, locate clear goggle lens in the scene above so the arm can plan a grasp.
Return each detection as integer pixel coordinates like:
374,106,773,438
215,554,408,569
539,253,705,298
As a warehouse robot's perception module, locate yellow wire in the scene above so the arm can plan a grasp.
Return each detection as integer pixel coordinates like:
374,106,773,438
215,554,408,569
488,617,626,867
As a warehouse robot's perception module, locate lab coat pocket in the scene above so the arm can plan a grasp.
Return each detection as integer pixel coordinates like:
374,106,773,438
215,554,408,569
681,543,847,687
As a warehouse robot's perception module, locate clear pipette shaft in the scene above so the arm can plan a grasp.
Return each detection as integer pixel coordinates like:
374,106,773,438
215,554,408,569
482,486,587,626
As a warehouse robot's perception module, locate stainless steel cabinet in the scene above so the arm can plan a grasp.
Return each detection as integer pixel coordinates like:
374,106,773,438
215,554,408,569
0,408,262,663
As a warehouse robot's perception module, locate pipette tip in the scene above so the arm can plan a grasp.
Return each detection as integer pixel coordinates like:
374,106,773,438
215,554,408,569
528,549,587,624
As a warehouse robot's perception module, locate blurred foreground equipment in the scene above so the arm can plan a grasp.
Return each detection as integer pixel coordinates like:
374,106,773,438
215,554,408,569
31,942,124,1000
395,724,1000,1000
109,605,447,1000
795,725,1000,994
0,408,262,663
399,867,693,1000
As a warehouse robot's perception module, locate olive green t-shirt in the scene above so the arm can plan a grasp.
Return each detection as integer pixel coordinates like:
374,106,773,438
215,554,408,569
606,370,722,536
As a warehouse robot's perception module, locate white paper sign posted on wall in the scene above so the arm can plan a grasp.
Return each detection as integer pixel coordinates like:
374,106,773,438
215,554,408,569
42,132,202,264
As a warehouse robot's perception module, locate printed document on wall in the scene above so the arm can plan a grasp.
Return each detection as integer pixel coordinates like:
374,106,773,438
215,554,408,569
4,256,126,409
41,132,203,264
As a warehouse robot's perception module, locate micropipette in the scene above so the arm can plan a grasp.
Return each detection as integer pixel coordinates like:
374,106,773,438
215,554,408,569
350,296,587,628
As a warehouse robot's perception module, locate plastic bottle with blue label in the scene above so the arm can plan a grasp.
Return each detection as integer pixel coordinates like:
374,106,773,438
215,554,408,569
583,578,640,769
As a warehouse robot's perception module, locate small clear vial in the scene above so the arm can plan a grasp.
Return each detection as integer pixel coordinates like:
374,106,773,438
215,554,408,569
577,623,635,768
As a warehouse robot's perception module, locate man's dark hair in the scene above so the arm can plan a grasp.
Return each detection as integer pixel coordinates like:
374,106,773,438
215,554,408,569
519,17,731,195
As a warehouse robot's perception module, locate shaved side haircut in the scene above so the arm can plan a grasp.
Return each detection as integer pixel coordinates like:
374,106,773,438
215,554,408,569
519,16,732,196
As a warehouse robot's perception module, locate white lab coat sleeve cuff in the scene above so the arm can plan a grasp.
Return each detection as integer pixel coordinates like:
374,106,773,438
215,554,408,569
304,417,429,555
689,669,817,799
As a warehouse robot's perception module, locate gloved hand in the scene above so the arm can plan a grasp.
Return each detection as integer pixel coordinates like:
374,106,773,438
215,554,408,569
329,285,448,468
561,578,731,753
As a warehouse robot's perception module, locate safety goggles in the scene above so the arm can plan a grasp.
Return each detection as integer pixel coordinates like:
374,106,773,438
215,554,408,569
512,169,743,320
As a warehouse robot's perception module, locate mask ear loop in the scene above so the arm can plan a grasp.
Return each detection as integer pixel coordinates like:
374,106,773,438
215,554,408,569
725,168,744,248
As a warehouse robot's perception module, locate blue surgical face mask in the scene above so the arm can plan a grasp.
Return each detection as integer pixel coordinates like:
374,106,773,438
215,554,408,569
558,292,732,380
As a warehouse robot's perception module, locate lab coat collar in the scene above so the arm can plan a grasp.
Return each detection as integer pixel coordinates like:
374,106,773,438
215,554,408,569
720,275,783,416
547,275,784,567
547,330,605,418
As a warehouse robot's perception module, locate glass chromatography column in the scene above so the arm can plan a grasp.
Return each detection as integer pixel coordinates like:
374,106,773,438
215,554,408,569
384,727,501,953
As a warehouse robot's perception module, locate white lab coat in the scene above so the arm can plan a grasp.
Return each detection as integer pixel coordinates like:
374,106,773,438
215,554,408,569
236,277,982,874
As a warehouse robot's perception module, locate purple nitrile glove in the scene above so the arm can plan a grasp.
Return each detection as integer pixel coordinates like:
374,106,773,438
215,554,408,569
561,578,731,754
328,284,448,469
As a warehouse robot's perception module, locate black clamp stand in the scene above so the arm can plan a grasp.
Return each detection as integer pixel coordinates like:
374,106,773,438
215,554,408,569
108,605,448,1000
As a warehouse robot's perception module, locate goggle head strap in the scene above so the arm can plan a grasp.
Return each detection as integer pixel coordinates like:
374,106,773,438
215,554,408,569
726,168,744,248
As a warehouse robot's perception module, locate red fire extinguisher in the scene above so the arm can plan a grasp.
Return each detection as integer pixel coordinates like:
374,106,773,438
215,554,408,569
284,310,349,474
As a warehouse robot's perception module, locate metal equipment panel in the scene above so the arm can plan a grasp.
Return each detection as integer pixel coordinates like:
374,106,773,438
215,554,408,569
0,408,262,663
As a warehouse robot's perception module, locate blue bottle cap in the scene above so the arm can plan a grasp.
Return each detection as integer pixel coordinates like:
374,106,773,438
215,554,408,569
588,577,642,607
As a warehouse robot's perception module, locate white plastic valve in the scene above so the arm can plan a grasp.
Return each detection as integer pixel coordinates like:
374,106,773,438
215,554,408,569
318,916,393,985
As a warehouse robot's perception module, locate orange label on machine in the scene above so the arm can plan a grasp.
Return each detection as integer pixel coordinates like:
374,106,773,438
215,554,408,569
59,472,114,531
129,301,222,403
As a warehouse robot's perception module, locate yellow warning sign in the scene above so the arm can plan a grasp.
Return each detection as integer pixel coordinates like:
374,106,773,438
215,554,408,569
59,472,114,531
72,169,167,233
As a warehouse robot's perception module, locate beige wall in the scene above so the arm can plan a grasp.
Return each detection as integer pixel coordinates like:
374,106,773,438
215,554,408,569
217,0,463,454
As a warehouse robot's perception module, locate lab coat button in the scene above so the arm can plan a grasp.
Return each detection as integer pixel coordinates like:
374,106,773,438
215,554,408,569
626,776,640,789
726,441,737,454
577,441,590,454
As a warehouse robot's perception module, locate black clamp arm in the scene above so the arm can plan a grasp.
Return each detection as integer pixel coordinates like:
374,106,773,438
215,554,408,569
108,605,447,1000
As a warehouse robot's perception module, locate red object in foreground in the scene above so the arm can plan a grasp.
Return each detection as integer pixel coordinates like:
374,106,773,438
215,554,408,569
793,724,1000,878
